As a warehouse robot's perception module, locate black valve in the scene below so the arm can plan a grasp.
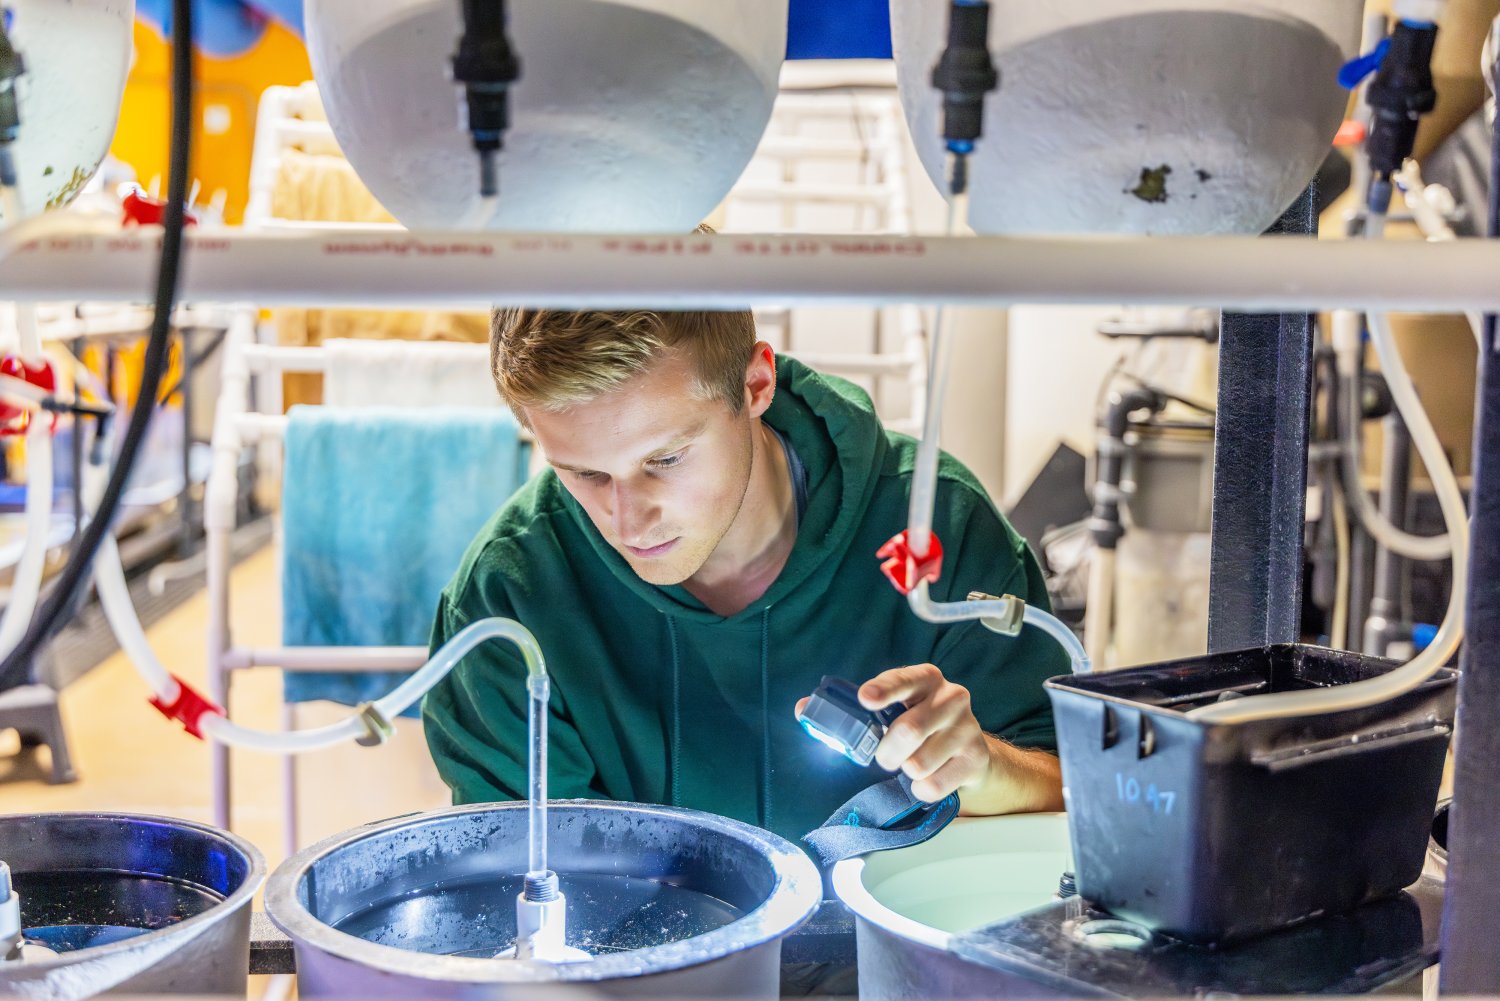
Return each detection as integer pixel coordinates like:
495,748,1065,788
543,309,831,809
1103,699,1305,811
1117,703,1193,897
930,1,998,195
1365,18,1439,210
451,0,521,198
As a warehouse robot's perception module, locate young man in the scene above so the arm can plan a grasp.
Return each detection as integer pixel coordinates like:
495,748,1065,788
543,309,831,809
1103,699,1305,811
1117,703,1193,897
422,308,1067,844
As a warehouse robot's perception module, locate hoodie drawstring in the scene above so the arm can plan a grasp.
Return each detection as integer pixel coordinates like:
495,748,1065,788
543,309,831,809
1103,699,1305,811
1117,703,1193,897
667,615,682,807
760,606,772,833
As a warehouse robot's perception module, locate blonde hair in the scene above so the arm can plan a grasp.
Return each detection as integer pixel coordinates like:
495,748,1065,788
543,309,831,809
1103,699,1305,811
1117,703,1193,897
490,307,757,425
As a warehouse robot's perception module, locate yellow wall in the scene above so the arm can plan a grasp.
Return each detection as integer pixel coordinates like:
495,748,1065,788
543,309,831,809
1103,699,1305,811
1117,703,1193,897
109,19,313,225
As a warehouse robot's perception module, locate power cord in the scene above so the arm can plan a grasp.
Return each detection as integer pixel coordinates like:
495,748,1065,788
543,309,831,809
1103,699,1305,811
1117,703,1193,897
0,0,193,691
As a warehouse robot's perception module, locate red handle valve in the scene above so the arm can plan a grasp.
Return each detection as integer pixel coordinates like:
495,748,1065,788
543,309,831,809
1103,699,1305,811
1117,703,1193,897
121,186,199,228
877,530,944,596
149,675,226,740
0,356,57,437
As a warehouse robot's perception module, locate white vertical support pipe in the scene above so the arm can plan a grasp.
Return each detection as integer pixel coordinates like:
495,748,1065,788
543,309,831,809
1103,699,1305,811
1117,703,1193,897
1084,548,1115,670
207,520,233,831
281,702,299,858
206,306,256,830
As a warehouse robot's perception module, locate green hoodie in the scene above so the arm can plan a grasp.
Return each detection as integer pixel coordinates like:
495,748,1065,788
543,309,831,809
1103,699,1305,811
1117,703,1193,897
422,357,1067,844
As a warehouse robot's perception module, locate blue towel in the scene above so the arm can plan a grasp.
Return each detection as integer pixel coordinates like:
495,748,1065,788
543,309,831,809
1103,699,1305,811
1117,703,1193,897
281,406,529,716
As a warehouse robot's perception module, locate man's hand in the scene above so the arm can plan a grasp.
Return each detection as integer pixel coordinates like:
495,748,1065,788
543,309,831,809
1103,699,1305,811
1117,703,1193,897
796,664,1063,815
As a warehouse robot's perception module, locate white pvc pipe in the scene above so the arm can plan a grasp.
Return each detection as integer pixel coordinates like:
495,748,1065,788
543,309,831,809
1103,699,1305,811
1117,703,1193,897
240,344,329,373
206,309,257,535
1084,547,1115,669
0,422,52,660
0,305,53,661
222,646,427,671
2,219,1500,313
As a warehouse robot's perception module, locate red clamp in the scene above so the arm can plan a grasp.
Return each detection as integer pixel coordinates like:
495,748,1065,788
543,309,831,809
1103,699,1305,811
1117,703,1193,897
121,186,199,228
149,675,225,740
877,530,944,595
0,356,57,437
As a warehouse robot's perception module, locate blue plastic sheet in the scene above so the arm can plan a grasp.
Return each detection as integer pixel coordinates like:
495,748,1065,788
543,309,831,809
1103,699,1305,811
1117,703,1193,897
136,0,889,61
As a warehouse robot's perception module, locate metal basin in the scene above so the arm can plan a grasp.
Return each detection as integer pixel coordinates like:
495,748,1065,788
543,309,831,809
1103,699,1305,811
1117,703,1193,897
265,801,821,998
831,813,1071,1000
0,812,265,999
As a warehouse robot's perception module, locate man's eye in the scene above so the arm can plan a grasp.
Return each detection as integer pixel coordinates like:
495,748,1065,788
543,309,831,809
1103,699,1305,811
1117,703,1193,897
650,452,685,469
573,469,606,481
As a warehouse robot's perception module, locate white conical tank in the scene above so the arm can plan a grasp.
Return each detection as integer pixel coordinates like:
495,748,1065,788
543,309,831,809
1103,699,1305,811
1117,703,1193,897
0,0,133,225
892,1,1366,235
305,0,786,232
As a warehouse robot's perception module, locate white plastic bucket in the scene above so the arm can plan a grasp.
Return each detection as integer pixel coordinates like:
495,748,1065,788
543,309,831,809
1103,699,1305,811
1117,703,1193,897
305,0,787,231
832,813,1073,1000
0,0,133,225
892,1,1366,235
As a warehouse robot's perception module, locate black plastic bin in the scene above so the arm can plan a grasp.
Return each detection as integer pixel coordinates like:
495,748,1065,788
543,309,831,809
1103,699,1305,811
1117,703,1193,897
1044,644,1456,944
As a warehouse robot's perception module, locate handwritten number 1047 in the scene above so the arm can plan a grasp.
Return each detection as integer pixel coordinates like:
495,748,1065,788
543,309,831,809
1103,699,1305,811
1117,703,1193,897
1116,773,1176,815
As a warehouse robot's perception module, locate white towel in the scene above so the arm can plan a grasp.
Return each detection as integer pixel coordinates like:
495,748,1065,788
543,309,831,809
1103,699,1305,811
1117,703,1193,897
323,339,497,409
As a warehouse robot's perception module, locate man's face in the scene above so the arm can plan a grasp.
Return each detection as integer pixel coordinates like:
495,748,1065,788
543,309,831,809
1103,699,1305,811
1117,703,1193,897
525,349,756,587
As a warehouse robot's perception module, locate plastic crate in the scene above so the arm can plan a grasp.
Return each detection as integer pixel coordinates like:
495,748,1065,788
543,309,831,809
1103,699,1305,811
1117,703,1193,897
1045,644,1456,943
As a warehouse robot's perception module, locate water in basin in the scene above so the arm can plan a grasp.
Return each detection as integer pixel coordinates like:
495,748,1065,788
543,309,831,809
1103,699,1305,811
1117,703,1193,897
14,869,225,954
333,870,745,959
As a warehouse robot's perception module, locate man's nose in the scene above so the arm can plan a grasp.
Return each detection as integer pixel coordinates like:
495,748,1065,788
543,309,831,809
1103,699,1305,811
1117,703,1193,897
611,484,658,543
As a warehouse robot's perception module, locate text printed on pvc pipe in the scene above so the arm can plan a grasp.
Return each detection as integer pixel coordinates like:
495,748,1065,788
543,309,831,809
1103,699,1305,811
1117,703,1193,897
16,233,931,260
321,237,928,258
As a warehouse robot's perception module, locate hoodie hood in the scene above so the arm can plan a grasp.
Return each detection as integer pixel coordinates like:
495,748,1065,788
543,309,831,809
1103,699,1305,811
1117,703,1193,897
563,355,887,623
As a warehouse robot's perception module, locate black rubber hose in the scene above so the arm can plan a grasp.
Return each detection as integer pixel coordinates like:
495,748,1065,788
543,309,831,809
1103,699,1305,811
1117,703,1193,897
0,0,192,691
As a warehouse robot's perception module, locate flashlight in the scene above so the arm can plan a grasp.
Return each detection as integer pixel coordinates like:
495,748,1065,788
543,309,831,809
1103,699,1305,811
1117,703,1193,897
798,676,906,768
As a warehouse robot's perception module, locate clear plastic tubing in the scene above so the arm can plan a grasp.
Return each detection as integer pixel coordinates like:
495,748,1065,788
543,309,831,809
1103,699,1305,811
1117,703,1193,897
906,582,1091,673
905,190,967,558
901,180,1090,674
527,664,550,881
1023,604,1092,674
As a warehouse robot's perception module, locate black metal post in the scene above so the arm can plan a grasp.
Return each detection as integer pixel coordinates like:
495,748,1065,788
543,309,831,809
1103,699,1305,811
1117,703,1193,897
1439,315,1500,994
1207,185,1318,652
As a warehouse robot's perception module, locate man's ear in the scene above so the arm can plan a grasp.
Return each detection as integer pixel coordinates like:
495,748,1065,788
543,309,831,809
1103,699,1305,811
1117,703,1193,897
745,341,777,419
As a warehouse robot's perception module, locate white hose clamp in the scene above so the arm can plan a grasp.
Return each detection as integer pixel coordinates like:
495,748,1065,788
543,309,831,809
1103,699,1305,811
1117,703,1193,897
966,591,1025,636
353,702,395,747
